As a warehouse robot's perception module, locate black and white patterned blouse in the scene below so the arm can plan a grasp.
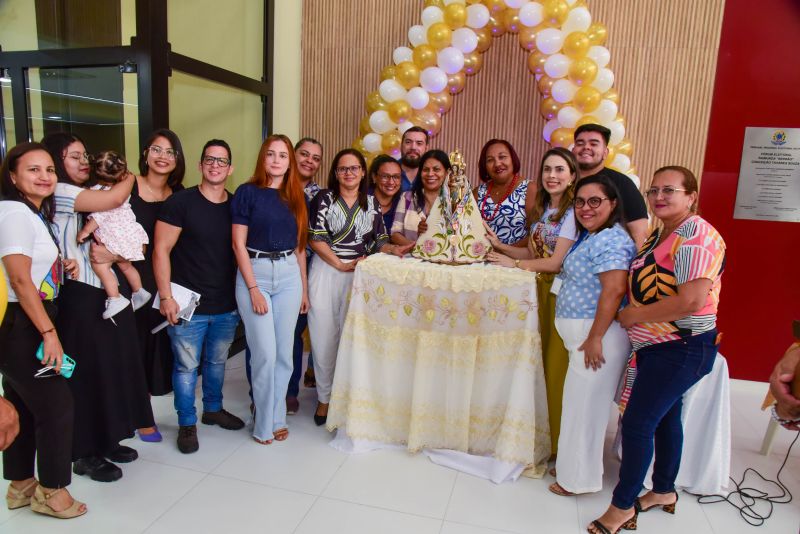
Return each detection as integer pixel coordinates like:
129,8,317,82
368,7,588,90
475,180,529,245
308,189,389,260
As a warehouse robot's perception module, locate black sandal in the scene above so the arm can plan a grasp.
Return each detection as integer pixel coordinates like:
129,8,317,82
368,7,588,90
635,490,678,514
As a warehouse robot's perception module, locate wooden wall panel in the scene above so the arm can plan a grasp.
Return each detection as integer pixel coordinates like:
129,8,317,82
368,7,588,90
301,0,725,192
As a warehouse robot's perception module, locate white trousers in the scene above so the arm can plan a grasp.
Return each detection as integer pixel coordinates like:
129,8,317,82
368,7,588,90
554,317,631,493
308,258,355,403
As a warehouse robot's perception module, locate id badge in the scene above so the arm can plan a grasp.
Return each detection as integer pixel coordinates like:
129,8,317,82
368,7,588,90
551,277,563,295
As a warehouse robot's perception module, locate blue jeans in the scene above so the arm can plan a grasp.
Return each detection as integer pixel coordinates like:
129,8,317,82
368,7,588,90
236,255,302,441
168,311,240,427
611,329,718,509
287,311,311,398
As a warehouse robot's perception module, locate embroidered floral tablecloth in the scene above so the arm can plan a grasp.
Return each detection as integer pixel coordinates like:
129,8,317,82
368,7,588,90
327,254,551,471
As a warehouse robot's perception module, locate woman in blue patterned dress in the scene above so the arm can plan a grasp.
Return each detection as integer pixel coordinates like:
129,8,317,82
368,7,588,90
473,139,529,245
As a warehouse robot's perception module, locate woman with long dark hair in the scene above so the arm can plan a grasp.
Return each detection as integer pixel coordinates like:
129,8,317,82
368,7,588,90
0,142,86,518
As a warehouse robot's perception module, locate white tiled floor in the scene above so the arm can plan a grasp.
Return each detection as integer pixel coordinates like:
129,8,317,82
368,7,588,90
2,352,799,533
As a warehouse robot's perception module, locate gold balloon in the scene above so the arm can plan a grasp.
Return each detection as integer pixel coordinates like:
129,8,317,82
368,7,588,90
447,71,466,94
615,114,627,130
474,27,493,53
502,9,521,34
527,51,548,76
381,130,402,153
424,0,444,7
427,91,453,114
484,0,505,14
413,44,438,69
573,86,602,113
518,26,538,51
628,165,638,176
537,75,556,97
353,138,368,155
466,0,482,3
587,23,608,45
359,115,372,136
603,88,619,104
540,97,562,121
443,3,467,29
487,16,506,37
411,109,442,137
575,114,600,128
551,127,574,148
380,65,397,81
543,0,569,27
366,91,388,113
427,22,452,50
616,138,633,157
604,145,617,166
463,51,484,76
562,31,590,58
395,61,421,90
567,57,598,86
388,100,413,123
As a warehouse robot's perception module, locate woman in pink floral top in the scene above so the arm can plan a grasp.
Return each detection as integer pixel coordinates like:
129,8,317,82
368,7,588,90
588,166,726,534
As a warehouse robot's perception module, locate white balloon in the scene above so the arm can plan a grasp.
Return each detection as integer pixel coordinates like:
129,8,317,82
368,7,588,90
451,27,478,53
466,4,490,28
504,0,526,8
565,0,578,5
557,106,581,128
627,174,641,188
379,79,407,103
421,6,444,28
408,25,427,47
369,111,396,135
437,47,465,74
363,133,383,153
611,154,631,173
591,68,614,93
398,121,415,134
406,87,430,110
420,66,449,93
586,46,610,68
536,28,564,55
393,46,414,65
551,78,578,103
561,7,591,33
543,119,560,143
544,54,571,79
593,99,618,124
519,2,544,27
609,119,625,145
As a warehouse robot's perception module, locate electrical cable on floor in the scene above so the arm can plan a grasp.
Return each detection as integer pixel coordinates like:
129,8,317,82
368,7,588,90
696,430,799,526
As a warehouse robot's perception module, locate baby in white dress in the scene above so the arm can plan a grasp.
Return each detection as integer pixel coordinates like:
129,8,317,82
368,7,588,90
77,151,151,319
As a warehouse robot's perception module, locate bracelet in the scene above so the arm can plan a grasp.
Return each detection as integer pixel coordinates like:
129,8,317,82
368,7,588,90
247,285,258,290
771,404,800,425
161,296,174,301
514,259,521,268
40,327,55,336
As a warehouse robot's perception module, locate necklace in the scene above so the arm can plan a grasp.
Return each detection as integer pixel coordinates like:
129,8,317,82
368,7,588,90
143,177,167,201
480,175,519,221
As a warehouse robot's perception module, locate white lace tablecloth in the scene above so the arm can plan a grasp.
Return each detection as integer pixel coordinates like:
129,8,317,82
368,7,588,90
327,254,551,481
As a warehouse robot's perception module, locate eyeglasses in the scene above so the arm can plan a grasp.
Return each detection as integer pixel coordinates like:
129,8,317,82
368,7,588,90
646,186,687,197
64,151,92,163
574,196,609,209
335,165,362,176
202,156,230,167
147,145,178,160
377,172,401,182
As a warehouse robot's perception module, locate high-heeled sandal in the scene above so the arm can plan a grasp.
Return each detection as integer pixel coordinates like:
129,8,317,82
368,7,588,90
6,479,38,509
587,506,639,533
635,490,678,514
274,428,289,441
30,486,87,519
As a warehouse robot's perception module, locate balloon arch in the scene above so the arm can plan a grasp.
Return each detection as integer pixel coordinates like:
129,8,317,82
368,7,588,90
352,0,639,188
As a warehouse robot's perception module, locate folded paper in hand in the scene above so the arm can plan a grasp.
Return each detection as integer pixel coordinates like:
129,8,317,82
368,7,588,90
150,282,201,333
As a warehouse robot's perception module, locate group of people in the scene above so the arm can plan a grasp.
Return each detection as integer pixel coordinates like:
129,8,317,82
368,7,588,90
0,120,735,532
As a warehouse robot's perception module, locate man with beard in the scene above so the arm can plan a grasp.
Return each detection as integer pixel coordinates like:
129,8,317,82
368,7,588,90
572,124,649,248
398,126,429,192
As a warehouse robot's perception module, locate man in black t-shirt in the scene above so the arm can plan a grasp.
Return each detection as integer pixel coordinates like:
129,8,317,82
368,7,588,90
153,139,244,454
572,124,649,248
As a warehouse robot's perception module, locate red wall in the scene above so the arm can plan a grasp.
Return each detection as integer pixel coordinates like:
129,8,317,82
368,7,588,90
700,0,800,380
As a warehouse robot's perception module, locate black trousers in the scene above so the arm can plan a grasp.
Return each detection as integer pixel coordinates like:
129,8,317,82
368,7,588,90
0,302,73,488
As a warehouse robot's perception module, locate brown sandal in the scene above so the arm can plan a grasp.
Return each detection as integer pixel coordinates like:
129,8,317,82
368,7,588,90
274,428,289,441
635,490,678,514
548,482,576,496
6,479,38,509
253,436,273,445
587,508,638,533
30,486,86,519
548,467,557,478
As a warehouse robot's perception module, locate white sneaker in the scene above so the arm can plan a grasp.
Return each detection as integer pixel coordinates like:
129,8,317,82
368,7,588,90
103,296,131,319
131,288,153,311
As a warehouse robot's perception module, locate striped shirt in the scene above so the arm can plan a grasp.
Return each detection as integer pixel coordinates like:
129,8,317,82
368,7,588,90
53,183,103,289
